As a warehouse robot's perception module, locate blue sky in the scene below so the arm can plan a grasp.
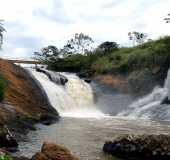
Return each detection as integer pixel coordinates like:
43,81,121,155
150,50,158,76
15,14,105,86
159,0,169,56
0,0,170,58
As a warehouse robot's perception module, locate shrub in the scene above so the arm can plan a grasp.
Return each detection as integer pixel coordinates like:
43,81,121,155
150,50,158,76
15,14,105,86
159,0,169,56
0,155,12,160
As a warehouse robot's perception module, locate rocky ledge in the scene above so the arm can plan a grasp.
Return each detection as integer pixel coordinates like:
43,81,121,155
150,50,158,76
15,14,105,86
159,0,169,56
103,134,170,160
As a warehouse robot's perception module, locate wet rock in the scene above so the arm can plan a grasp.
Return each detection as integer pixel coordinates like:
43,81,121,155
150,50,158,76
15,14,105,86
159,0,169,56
84,79,91,83
59,76,68,85
103,134,170,160
31,142,79,160
39,114,59,125
0,125,18,151
13,157,30,160
161,96,170,104
36,68,68,85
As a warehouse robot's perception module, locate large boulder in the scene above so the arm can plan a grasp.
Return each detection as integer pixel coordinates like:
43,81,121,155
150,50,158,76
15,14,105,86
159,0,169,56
31,142,79,160
103,134,170,160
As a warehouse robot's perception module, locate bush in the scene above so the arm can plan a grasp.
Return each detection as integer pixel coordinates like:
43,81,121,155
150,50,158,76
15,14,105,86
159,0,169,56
0,155,12,160
91,57,112,74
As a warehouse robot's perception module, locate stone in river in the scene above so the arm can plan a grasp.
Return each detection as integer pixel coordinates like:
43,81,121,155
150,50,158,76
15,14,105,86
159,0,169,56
31,142,79,160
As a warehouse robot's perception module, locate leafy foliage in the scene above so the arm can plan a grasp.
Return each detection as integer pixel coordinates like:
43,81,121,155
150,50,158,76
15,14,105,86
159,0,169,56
34,45,60,63
0,20,6,49
128,31,148,46
97,41,118,54
0,155,12,160
62,33,94,55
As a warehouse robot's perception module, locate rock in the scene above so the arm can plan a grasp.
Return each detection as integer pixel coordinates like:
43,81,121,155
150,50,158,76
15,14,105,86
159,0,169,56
161,96,170,104
84,79,91,83
36,68,68,85
39,114,59,125
59,76,68,85
103,134,170,160
13,157,30,160
32,152,48,160
0,125,18,151
31,142,79,160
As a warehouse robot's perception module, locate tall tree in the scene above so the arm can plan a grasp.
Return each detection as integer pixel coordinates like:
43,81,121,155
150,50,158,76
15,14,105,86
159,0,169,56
164,13,170,23
62,33,94,56
0,20,6,49
34,45,60,62
128,32,148,46
98,41,118,54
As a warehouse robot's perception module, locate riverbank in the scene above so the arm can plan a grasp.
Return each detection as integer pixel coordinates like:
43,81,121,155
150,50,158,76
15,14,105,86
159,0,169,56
0,58,59,153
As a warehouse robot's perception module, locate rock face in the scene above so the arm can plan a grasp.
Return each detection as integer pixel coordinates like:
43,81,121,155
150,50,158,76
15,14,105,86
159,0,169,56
103,134,170,160
31,142,79,160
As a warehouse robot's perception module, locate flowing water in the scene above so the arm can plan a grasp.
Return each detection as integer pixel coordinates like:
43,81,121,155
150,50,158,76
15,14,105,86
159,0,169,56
15,68,170,159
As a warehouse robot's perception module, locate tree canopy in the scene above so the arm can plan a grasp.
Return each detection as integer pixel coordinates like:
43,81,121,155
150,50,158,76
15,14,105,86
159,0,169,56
0,20,6,49
98,41,119,54
62,33,94,55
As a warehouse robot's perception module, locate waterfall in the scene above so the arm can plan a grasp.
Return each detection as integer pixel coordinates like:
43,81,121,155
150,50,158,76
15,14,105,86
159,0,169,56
118,69,170,120
29,69,105,118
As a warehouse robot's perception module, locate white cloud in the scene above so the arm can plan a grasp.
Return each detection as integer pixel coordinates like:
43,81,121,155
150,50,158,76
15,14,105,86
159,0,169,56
0,0,170,58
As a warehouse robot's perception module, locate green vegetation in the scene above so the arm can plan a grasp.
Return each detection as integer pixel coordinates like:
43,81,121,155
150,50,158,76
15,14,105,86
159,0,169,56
0,155,12,160
0,20,6,49
35,35,170,94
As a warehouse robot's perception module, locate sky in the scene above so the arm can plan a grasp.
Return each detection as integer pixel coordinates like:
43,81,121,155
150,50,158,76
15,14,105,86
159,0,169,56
0,0,170,58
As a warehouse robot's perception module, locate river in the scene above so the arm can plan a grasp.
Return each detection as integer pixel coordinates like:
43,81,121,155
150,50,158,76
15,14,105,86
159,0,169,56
14,68,170,159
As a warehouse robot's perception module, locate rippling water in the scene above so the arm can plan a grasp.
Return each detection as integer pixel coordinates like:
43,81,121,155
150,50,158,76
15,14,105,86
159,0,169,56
15,117,170,160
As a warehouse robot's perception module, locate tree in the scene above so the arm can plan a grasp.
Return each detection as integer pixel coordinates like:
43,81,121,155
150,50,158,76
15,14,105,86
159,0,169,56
0,20,6,49
128,32,148,46
98,41,118,54
164,14,170,23
62,33,94,56
34,45,60,62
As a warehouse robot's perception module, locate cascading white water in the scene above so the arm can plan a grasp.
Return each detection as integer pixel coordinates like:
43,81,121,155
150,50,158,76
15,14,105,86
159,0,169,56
118,69,170,120
29,69,105,118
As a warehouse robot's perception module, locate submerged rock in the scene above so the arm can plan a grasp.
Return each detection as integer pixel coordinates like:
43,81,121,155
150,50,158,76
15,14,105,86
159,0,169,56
103,134,170,160
31,142,79,160
0,125,18,151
